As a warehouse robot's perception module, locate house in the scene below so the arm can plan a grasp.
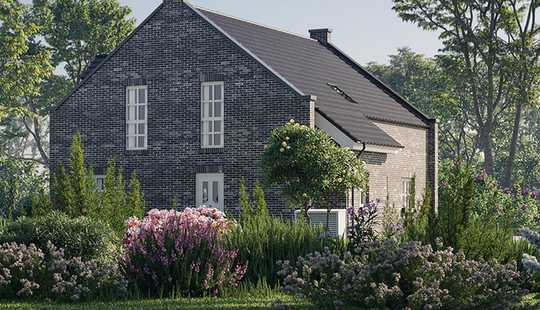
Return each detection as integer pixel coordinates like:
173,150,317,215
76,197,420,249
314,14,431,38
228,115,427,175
49,0,438,217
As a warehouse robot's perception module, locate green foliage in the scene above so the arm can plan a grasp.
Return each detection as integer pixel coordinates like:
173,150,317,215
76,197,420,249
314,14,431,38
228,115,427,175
262,120,367,213
0,157,48,219
91,160,144,237
229,182,327,286
238,177,253,222
228,215,326,286
408,159,540,265
34,0,135,84
253,181,269,219
0,0,52,110
2,0,134,166
392,0,540,186
52,133,99,217
238,178,269,223
403,188,431,244
437,160,476,250
52,134,145,237
128,172,144,219
0,211,114,260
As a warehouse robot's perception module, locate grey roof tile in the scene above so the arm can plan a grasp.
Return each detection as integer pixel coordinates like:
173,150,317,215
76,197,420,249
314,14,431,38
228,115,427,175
197,7,430,147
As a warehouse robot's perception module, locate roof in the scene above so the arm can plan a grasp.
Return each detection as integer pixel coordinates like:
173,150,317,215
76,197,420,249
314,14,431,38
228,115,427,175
195,6,433,147
55,1,432,148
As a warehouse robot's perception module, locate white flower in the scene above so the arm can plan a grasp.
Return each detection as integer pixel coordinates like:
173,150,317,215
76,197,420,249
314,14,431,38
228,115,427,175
285,136,290,141
289,119,295,123
287,146,291,150
337,177,343,183
282,141,287,147
280,148,285,152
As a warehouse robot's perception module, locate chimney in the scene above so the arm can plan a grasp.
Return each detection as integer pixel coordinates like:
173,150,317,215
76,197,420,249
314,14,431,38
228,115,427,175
309,28,332,44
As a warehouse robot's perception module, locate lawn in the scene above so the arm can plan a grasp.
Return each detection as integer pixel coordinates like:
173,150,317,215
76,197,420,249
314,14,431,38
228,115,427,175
0,293,314,310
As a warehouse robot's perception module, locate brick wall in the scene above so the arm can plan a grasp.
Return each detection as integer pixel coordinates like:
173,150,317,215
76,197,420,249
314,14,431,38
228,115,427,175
49,1,311,216
360,121,429,215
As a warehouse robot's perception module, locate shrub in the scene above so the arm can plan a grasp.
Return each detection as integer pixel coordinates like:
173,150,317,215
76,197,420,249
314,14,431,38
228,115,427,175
0,211,114,260
123,208,246,297
430,160,539,263
96,160,145,237
51,133,100,217
229,182,328,286
347,201,378,255
520,229,540,274
279,240,525,309
0,158,48,220
52,134,145,237
0,241,127,302
262,120,367,216
228,215,326,286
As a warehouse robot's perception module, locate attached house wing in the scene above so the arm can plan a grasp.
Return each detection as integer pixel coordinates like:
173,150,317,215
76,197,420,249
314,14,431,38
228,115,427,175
195,6,433,148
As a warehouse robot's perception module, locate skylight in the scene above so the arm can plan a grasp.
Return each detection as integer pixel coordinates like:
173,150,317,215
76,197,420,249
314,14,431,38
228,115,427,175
327,83,357,104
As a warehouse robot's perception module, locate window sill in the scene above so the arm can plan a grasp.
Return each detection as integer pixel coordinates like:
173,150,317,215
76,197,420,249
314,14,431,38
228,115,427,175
199,147,225,154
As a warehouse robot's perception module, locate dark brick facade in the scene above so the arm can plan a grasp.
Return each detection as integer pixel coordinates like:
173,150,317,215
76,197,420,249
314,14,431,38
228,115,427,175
49,1,311,216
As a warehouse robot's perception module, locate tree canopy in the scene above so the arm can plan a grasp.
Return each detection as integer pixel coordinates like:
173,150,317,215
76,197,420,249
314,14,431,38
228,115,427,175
0,0,135,167
262,120,368,213
392,0,540,187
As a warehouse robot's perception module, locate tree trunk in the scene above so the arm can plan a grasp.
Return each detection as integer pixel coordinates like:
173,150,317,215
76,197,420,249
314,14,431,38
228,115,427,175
503,101,524,188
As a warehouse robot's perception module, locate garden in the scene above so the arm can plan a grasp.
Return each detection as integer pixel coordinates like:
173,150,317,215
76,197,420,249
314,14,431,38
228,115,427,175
1,122,540,310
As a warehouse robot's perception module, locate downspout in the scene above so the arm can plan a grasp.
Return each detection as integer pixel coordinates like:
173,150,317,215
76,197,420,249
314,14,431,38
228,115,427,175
350,142,366,235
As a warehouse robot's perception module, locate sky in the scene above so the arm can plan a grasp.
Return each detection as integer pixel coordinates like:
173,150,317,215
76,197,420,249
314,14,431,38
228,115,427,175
118,0,442,65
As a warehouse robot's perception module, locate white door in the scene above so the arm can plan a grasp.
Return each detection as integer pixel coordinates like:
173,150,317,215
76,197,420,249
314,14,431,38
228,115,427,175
196,173,224,210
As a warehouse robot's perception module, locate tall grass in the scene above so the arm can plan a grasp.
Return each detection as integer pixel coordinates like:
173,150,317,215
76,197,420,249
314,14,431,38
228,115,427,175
227,215,327,286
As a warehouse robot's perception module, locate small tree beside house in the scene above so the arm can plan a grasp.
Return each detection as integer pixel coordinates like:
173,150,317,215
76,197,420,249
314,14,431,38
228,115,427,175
262,119,368,226
52,133,144,237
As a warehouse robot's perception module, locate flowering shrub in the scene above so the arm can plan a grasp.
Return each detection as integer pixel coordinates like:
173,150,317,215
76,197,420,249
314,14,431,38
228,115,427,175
520,229,540,274
279,240,525,309
473,171,539,230
123,208,247,297
0,241,127,301
347,201,378,255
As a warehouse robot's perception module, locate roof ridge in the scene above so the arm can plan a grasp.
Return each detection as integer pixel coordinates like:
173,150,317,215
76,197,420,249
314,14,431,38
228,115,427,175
323,42,435,125
192,5,318,43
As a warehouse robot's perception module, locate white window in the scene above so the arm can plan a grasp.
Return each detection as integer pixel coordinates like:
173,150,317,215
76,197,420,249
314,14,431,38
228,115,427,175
347,187,364,209
400,177,413,209
196,173,224,210
201,82,224,148
126,86,147,150
95,175,105,193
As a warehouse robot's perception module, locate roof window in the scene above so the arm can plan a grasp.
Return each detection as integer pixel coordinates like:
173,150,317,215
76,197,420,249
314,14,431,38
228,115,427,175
327,83,357,104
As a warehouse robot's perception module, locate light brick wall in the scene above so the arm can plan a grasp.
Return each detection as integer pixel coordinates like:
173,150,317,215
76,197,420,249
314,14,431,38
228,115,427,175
360,122,428,212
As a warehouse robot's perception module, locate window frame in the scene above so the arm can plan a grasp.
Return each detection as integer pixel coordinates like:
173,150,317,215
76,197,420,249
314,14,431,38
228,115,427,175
200,81,224,149
126,85,148,150
195,173,224,211
400,177,413,209
95,175,105,193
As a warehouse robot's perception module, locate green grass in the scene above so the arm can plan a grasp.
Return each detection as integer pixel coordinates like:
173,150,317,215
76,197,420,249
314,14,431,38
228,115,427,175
0,293,313,310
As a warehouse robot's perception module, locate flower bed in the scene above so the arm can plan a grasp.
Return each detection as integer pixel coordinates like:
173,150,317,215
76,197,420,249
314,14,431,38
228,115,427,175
123,208,246,297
